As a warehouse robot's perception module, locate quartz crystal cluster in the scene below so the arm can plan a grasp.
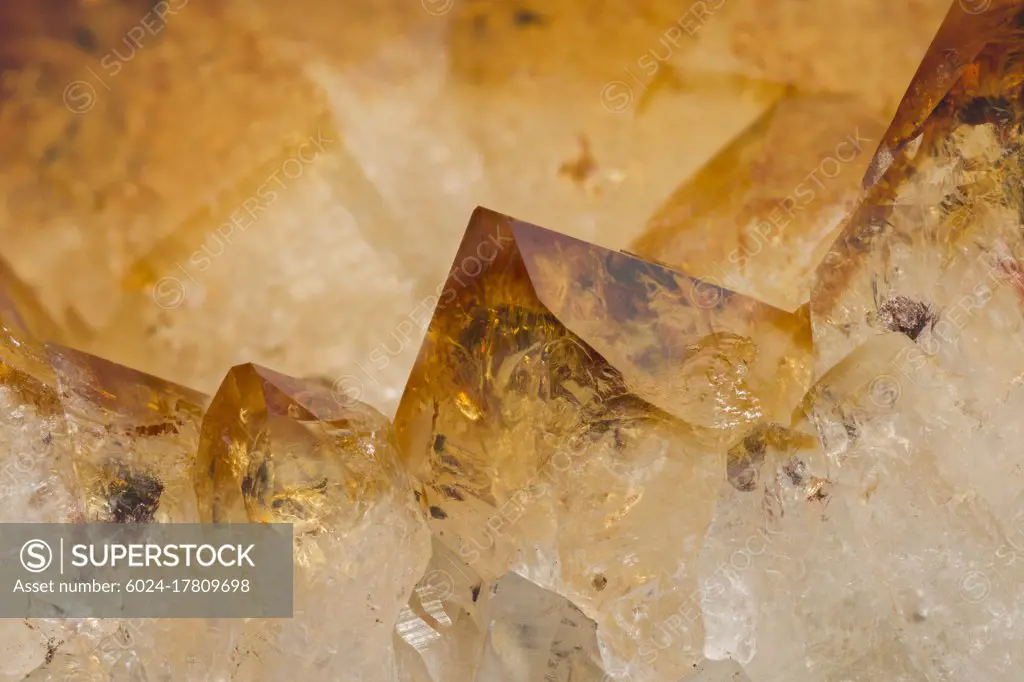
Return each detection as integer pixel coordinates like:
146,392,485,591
3,1,1024,681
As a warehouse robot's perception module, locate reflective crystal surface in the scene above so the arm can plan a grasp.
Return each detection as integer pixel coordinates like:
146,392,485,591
396,541,607,681
804,4,1024,679
47,344,207,524
814,0,1024,373
197,363,431,681
0,0,947,415
394,207,810,679
4,1,1022,680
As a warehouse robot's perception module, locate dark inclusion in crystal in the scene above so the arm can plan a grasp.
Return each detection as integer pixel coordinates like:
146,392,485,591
106,467,164,523
877,296,931,340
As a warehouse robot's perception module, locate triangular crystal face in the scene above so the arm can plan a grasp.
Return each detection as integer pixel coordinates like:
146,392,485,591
195,362,431,680
46,344,208,523
866,0,1024,187
395,207,811,679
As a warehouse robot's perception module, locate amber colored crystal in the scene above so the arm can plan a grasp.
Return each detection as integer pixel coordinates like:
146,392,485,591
865,0,1024,186
195,363,411,524
692,0,951,116
394,207,811,678
0,0,336,332
195,362,430,680
813,0,1024,372
631,93,886,312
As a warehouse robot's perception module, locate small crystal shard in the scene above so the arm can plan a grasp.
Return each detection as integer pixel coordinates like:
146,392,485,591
397,541,607,681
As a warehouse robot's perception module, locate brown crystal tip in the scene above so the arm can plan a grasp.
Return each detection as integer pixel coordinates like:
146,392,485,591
394,206,810,546
867,0,1024,186
812,0,1024,372
196,362,406,526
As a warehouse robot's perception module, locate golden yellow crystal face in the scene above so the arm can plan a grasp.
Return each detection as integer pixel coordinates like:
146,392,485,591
688,0,951,117
631,93,886,312
196,362,431,680
0,0,336,333
195,362,411,526
865,0,1024,186
46,343,207,523
394,207,811,678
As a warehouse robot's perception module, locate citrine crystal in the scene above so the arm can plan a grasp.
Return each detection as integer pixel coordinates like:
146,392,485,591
196,363,430,680
47,344,207,524
691,0,950,115
631,93,886,312
0,285,229,680
803,3,1024,679
814,0,1024,372
6,1,1024,680
394,207,810,679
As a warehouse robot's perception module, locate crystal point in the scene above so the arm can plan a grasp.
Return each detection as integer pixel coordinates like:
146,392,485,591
47,343,208,523
395,207,812,679
198,362,431,680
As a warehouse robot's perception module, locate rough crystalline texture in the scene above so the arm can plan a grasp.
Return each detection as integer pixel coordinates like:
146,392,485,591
195,363,431,681
631,93,887,312
0,271,431,680
805,2,1024,680
0,272,77,680
0,271,75,526
394,540,608,681
813,0,1024,371
394,207,811,680
0,273,234,680
5,1,1024,678
47,344,207,524
801,334,1024,681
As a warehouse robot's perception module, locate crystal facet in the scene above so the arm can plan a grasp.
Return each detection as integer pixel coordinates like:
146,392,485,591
395,207,811,679
4,2,1022,680
197,363,431,681
632,93,886,311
